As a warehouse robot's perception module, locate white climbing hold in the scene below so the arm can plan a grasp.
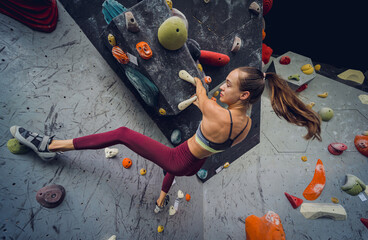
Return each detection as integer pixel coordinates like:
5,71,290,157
300,203,347,220
169,205,176,215
177,190,184,199
107,235,116,240
105,147,119,158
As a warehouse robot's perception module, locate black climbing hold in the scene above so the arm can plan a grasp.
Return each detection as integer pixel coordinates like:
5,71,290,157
187,39,201,61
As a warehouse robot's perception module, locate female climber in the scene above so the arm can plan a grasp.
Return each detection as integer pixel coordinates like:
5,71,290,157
10,67,321,213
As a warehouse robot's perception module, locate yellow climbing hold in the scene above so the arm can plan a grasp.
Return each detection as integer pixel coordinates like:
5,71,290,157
301,156,307,162
159,108,166,115
140,168,146,175
314,64,321,71
157,225,164,233
197,63,203,72
213,91,219,97
223,162,230,168
306,102,315,109
331,197,339,204
166,0,173,10
108,34,116,46
337,69,365,84
318,92,328,98
301,64,314,75
358,94,368,104
363,131,368,136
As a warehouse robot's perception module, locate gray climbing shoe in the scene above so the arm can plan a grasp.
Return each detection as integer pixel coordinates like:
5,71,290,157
154,195,170,214
10,126,56,161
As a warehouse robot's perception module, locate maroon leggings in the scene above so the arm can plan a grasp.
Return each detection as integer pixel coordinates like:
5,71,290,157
73,127,206,193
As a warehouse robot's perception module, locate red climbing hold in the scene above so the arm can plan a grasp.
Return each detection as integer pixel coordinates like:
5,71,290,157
296,84,308,92
284,192,303,209
0,0,58,33
263,0,273,16
262,43,273,65
279,56,291,65
199,50,230,67
360,218,368,229
328,143,348,155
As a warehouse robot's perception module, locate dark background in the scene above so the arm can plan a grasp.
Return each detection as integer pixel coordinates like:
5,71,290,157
263,1,367,71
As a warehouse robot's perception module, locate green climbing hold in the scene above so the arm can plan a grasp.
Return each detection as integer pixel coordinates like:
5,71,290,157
318,107,334,121
341,174,366,196
158,16,188,50
288,74,300,81
7,138,30,154
197,169,208,180
170,129,182,145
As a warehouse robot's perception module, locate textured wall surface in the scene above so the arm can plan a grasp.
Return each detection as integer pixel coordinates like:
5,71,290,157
203,69,368,239
0,4,203,239
1,1,368,240
57,0,263,182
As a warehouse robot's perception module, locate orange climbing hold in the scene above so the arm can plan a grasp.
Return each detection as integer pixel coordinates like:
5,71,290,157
185,193,191,201
354,135,368,157
122,158,132,169
136,41,153,60
245,211,286,240
303,159,326,201
112,46,129,64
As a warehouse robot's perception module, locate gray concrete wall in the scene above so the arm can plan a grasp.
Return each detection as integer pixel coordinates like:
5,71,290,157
203,72,368,239
0,4,203,239
1,2,368,240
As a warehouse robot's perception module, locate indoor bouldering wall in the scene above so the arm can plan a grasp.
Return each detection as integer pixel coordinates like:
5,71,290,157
58,0,263,182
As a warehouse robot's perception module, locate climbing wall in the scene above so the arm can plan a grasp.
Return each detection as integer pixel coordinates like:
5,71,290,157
62,1,262,177
101,0,207,116
58,0,263,182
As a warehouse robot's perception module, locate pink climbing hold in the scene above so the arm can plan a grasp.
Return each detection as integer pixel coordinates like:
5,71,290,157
284,192,303,209
328,143,348,155
263,0,273,16
279,56,291,65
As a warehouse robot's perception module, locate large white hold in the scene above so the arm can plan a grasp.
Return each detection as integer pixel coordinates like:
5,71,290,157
300,203,347,220
105,147,119,158
179,70,196,86
178,96,197,110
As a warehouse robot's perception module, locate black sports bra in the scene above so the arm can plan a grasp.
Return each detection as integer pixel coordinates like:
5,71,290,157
195,109,249,151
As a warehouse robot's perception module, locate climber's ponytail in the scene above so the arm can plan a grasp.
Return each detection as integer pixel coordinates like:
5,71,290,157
265,72,322,141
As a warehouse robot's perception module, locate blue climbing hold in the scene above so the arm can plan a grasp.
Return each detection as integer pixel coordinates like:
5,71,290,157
197,169,208,180
102,0,127,24
170,129,182,145
124,66,159,107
